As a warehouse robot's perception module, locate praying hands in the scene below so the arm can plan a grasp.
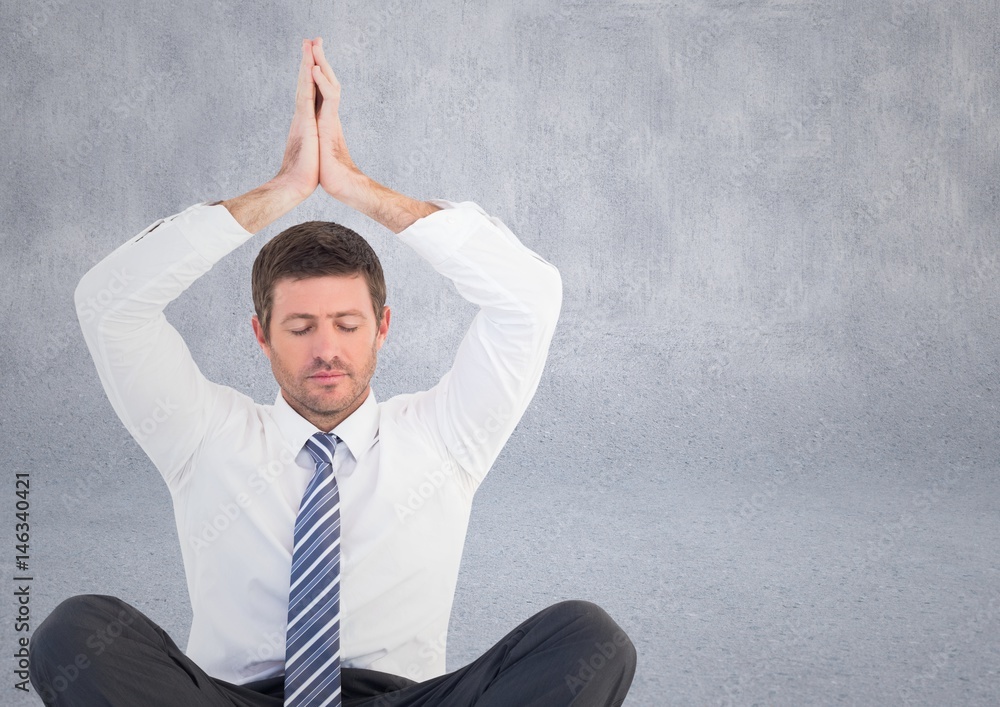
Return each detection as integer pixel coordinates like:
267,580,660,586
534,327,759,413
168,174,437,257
224,37,439,235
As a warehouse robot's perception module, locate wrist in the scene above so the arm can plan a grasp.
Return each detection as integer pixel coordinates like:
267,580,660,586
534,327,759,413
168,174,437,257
268,174,315,206
323,169,371,209
222,179,308,235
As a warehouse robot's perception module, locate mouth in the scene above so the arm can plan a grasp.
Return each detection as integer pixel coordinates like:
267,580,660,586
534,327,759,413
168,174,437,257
309,372,347,383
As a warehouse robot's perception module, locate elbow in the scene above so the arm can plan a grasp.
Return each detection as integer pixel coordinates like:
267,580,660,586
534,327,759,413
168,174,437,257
74,270,98,329
73,263,122,330
535,262,563,328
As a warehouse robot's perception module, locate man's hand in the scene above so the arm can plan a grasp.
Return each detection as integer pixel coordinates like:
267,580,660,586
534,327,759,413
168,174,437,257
273,38,322,201
221,39,322,234
224,38,439,235
310,38,363,201
311,38,440,233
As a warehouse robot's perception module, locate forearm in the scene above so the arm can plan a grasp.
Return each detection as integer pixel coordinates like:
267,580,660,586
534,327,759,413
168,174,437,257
332,172,441,234
76,203,253,333
219,178,309,234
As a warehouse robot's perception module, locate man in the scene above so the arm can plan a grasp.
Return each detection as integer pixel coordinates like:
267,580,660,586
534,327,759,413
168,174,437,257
30,37,636,706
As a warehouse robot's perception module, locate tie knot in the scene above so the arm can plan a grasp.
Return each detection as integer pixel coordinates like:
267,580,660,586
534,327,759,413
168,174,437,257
304,431,339,468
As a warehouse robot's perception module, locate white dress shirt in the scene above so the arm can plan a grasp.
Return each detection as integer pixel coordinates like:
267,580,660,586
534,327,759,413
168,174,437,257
74,198,562,685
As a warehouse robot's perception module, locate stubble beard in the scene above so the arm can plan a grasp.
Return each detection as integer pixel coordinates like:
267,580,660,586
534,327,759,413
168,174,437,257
275,344,378,423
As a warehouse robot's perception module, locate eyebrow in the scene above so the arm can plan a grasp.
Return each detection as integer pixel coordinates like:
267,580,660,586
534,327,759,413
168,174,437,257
280,310,366,324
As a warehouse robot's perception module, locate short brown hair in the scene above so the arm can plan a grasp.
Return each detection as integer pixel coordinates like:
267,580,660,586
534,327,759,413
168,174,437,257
251,221,386,344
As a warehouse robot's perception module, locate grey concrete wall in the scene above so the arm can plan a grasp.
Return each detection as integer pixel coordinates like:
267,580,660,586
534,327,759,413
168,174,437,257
2,1,998,704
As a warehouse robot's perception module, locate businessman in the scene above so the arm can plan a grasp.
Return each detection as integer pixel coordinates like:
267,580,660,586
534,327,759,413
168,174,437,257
29,38,636,706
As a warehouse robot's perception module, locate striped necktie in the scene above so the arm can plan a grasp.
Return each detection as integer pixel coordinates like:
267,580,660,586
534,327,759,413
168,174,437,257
284,431,343,707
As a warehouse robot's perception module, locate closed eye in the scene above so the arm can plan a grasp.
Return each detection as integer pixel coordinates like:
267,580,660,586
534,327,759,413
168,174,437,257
289,326,358,335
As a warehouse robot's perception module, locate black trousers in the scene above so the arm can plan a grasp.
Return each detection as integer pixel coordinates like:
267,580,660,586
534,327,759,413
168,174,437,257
28,595,636,706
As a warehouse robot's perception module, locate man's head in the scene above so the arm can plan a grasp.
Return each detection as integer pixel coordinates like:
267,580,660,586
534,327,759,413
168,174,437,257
251,221,390,431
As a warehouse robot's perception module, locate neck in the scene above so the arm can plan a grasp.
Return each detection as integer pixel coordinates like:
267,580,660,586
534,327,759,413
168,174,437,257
282,386,370,433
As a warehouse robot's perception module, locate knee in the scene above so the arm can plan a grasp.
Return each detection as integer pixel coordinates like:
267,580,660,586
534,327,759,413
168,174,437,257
549,600,637,673
30,595,138,699
33,595,133,659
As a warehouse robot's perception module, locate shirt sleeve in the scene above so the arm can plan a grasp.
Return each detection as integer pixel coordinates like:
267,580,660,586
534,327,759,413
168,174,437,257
75,202,256,488
394,200,562,485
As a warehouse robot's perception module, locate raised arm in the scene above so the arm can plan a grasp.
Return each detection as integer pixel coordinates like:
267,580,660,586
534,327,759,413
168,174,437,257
75,39,323,486
305,39,562,483
394,204,563,483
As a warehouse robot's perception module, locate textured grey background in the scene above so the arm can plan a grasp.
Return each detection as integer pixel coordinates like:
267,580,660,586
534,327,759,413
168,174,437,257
2,1,999,705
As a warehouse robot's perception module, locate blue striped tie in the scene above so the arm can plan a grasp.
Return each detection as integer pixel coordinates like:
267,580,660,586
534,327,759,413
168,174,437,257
284,432,343,707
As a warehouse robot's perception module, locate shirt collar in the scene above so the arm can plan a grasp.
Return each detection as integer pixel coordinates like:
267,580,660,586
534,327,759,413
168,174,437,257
270,387,380,463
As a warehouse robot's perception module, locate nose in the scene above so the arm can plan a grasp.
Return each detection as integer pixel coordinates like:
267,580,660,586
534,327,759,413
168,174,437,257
311,321,343,365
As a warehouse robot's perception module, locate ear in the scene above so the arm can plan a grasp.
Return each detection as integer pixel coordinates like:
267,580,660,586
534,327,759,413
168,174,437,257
375,306,391,351
252,315,272,359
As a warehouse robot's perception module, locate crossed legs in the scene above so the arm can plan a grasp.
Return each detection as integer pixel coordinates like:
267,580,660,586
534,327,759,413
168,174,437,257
29,595,636,706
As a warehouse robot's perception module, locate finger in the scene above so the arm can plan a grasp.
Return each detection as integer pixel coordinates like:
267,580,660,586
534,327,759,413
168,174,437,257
295,39,316,108
310,37,341,92
312,63,340,109
312,64,346,142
